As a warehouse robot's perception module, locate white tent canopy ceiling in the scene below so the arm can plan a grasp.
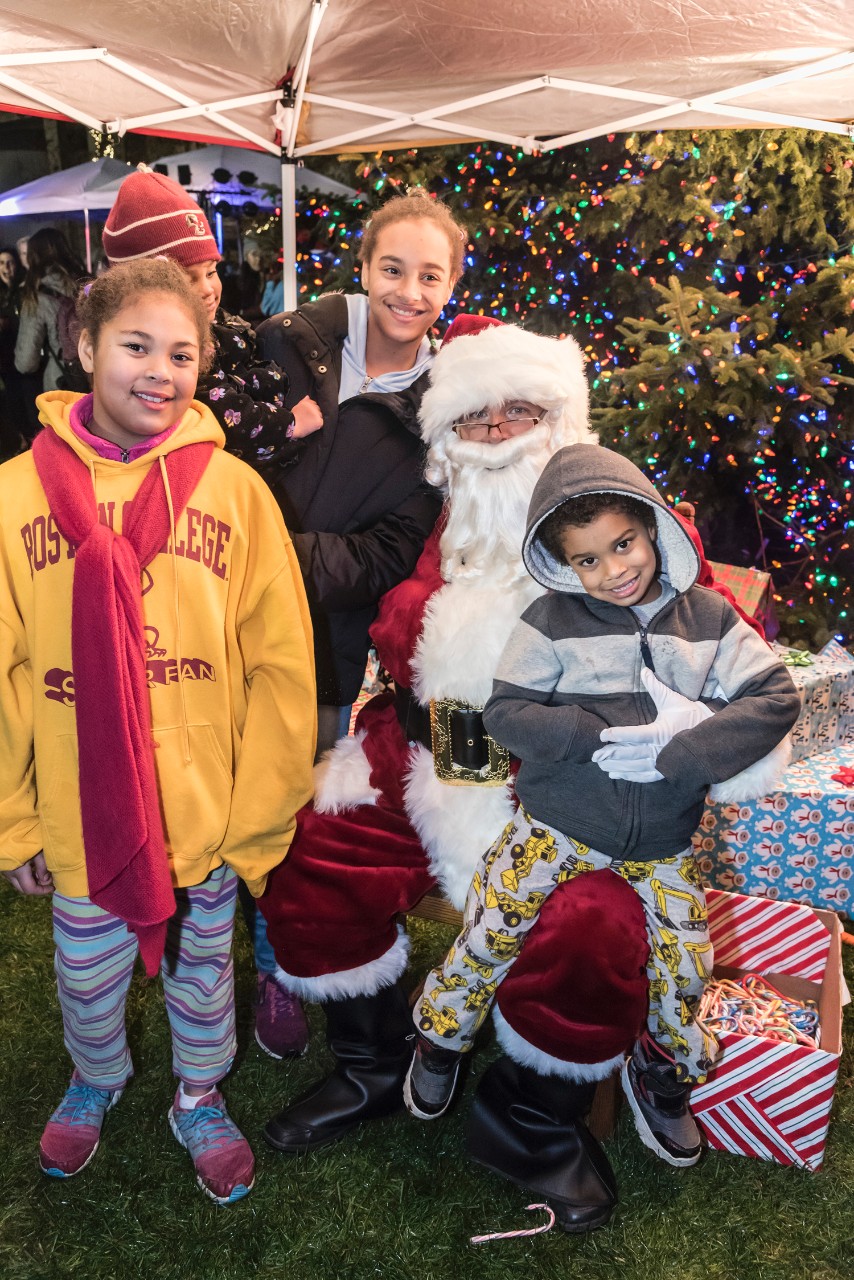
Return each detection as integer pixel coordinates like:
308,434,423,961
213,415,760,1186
1,0,853,306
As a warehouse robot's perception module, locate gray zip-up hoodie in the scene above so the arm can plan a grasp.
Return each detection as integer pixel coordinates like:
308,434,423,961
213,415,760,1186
483,444,801,860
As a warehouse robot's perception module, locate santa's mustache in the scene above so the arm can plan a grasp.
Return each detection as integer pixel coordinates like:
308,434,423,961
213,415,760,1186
443,422,552,472
439,424,555,582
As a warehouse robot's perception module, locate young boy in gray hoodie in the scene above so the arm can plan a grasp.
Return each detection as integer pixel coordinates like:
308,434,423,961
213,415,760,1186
404,442,800,1227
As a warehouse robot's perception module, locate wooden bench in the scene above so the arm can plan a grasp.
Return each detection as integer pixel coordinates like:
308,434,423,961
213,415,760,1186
405,887,622,1140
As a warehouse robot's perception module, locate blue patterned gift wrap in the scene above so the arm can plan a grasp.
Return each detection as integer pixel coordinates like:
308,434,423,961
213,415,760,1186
693,747,854,914
778,640,854,765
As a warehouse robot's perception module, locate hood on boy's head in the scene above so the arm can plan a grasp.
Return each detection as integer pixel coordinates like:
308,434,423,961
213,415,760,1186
523,443,700,595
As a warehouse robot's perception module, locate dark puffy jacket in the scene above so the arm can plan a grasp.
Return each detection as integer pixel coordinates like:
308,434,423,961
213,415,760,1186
257,295,442,704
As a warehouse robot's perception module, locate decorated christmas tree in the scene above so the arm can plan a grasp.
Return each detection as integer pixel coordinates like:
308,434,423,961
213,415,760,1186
249,129,854,647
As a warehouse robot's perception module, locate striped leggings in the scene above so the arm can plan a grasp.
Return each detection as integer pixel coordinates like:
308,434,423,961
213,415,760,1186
52,864,238,1091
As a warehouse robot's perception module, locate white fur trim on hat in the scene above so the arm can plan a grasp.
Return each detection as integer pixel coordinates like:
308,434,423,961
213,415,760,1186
419,325,594,488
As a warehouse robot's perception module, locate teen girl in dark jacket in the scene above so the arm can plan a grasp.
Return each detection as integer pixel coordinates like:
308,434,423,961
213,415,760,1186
257,192,467,741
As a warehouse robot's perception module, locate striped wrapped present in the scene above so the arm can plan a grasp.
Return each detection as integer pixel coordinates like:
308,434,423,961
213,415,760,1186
691,889,845,1171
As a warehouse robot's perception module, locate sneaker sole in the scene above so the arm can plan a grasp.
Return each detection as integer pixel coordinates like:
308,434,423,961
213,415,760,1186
402,1058,461,1121
254,1028,309,1061
39,1086,124,1180
620,1059,701,1168
168,1107,255,1205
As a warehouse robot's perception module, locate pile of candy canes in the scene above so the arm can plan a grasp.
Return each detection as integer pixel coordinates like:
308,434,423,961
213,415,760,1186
696,973,820,1049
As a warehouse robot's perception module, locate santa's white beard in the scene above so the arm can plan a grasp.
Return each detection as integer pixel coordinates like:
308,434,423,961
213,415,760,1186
439,423,553,584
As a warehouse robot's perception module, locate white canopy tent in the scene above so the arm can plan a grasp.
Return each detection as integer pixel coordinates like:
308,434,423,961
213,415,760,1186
0,156,134,269
141,143,358,267
0,0,852,306
148,144,358,205
0,145,358,270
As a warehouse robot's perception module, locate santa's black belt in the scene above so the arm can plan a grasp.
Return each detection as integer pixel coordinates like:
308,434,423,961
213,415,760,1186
393,685,510,786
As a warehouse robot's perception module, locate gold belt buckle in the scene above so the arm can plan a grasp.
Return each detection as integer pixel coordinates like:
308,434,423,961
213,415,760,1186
429,697,510,787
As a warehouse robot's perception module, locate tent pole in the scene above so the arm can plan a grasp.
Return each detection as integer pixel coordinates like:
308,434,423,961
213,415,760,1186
84,207,91,273
281,156,297,312
277,0,327,312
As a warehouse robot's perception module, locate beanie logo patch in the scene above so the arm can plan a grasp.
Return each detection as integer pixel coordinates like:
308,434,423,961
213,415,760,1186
185,212,207,237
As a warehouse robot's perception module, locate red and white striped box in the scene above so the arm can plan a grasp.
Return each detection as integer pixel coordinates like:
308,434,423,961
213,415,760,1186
691,889,844,1171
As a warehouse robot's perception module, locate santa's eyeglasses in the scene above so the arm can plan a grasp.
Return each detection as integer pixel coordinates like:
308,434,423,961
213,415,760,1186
451,415,543,441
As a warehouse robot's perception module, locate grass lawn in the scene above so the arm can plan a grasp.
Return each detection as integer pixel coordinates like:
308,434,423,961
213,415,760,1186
1,888,852,1280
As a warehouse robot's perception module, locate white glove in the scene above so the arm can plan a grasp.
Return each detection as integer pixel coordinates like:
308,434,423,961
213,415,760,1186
599,667,714,753
592,742,663,783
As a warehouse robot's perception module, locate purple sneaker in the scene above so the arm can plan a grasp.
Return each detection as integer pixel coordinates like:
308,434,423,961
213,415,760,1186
169,1088,255,1204
39,1071,123,1178
255,973,309,1059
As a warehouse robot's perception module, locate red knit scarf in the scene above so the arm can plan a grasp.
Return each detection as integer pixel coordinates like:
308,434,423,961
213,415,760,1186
32,428,215,975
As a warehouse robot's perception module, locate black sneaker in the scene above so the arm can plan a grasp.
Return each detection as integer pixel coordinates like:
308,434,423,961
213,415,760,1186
403,1034,463,1120
621,1035,702,1167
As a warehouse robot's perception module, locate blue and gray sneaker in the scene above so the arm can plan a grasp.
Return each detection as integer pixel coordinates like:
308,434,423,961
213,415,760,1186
404,1033,463,1120
622,1035,702,1167
39,1071,123,1178
169,1088,255,1204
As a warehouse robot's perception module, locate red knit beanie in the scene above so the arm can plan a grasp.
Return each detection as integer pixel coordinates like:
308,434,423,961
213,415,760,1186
104,166,221,268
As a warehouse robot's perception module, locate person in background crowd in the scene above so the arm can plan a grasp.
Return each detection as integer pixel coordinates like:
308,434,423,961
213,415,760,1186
16,236,28,271
102,167,323,1062
14,227,86,439
0,244,20,295
261,257,284,320
0,245,24,458
0,257,315,1204
222,236,265,324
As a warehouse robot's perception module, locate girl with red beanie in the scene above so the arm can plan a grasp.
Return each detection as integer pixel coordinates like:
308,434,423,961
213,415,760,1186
103,166,323,474
0,258,316,1204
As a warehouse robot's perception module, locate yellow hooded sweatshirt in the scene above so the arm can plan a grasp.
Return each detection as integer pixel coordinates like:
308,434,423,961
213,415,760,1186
0,392,316,897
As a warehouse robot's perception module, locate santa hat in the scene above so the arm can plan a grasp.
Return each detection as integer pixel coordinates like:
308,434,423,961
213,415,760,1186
103,166,221,268
440,313,503,345
419,322,594,485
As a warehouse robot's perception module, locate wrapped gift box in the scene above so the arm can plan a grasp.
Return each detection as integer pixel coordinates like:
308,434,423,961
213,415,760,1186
691,889,844,1171
777,640,854,765
707,560,777,637
694,747,854,913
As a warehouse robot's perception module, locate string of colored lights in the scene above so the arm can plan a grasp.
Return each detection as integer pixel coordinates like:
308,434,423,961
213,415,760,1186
284,133,853,644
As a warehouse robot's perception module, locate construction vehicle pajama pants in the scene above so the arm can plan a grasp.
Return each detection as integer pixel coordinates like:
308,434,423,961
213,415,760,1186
418,809,718,1084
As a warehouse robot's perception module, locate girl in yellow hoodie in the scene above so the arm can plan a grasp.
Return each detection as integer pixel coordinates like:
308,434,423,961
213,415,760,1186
0,258,316,1204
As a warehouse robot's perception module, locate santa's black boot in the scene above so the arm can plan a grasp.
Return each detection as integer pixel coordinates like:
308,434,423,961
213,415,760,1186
263,982,413,1152
465,1056,617,1233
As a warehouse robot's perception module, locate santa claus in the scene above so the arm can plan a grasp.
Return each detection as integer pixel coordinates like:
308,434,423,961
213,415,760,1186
259,318,656,1229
